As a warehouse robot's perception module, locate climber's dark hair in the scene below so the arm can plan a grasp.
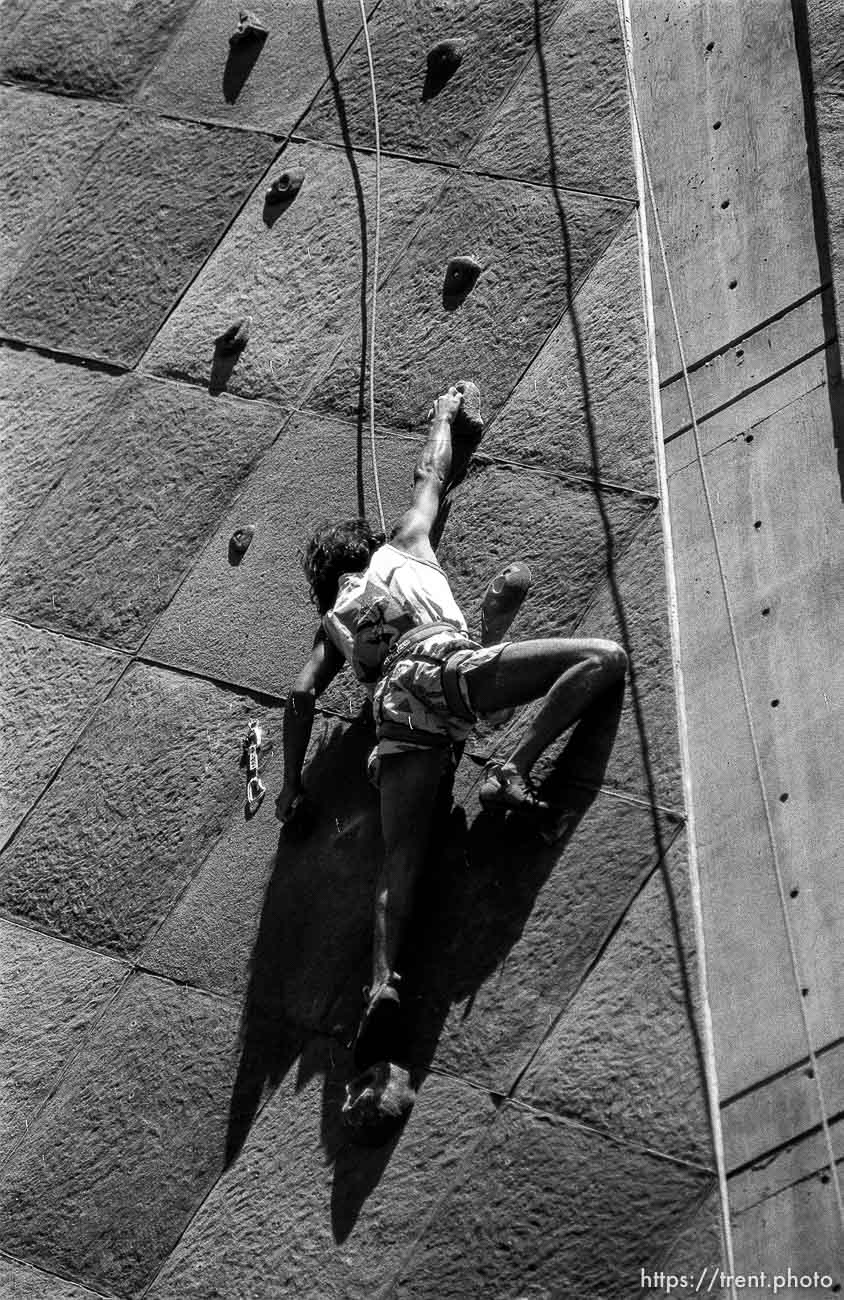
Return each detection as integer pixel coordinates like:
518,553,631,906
301,518,386,614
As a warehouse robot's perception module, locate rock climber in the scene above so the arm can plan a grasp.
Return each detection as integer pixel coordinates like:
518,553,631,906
276,384,627,1068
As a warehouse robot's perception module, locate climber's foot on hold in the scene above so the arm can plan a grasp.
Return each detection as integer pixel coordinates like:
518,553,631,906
454,379,484,440
341,1061,417,1146
479,763,549,815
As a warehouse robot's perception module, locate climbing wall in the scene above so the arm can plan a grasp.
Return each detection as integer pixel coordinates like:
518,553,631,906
0,3,719,1297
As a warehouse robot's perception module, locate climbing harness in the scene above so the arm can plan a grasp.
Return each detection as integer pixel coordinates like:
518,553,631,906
357,0,387,536
614,0,844,1280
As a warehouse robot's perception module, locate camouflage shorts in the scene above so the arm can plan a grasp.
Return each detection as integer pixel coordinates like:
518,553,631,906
373,623,506,757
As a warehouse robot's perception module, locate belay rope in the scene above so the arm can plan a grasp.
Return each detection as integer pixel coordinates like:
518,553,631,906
357,0,387,536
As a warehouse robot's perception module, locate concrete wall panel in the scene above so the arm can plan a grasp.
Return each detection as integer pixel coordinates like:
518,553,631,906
0,349,119,552
140,142,441,404
142,715,384,1035
0,663,282,957
0,620,124,848
0,1257,112,1300
0,374,282,649
518,838,711,1166
138,0,365,134
631,0,820,376
398,775,680,1090
665,387,843,1094
1,0,198,99
0,973,243,1296
312,171,633,429
487,215,657,492
145,1043,496,1300
143,413,418,699
0,89,119,295
731,1167,843,1294
389,1104,710,1300
300,0,566,165
0,115,276,365
467,0,634,196
0,920,125,1161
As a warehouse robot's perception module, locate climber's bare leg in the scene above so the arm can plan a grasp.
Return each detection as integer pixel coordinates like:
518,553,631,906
466,637,627,783
372,747,449,987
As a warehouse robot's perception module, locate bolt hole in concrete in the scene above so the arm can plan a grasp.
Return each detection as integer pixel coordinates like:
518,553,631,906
713,120,722,130
729,278,738,289
761,606,771,616
771,698,780,708
721,199,730,209
705,40,715,52
779,792,789,802
802,987,810,998
745,433,754,442
790,888,800,899
806,1067,814,1077
754,519,762,529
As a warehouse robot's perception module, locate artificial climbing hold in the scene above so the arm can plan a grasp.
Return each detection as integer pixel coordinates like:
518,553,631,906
216,317,250,355
229,524,255,563
264,167,305,207
423,38,465,99
454,379,484,438
443,255,482,309
229,8,268,45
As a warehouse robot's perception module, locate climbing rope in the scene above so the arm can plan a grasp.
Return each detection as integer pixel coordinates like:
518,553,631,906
615,0,844,1255
357,0,387,536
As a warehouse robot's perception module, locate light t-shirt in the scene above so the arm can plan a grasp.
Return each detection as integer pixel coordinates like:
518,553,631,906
322,543,467,686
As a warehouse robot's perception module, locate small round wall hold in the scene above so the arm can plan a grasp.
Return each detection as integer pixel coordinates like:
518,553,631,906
230,524,255,556
427,38,464,77
423,38,465,100
443,255,482,307
230,8,268,45
265,167,305,206
216,317,251,354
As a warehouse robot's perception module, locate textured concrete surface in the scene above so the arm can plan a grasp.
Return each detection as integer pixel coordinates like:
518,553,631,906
389,1104,710,1299
137,0,366,134
0,114,276,364
0,0,756,1291
1,0,198,99
0,973,243,1295
140,141,441,404
486,214,657,492
312,170,633,429
518,837,711,1166
145,1040,496,1300
0,373,283,648
467,0,634,196
0,88,119,295
0,1257,113,1300
0,349,120,551
0,664,282,956
0,920,125,1160
301,0,567,165
143,412,418,697
0,619,124,847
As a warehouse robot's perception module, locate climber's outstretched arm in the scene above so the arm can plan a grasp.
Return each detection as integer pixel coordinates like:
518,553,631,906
278,626,344,821
390,387,462,562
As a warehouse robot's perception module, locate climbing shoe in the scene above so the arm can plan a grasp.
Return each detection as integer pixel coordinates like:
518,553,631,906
478,764,549,814
353,973,403,1070
480,560,532,645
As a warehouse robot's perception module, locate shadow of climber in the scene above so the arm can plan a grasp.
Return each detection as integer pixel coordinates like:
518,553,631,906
225,682,624,1241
